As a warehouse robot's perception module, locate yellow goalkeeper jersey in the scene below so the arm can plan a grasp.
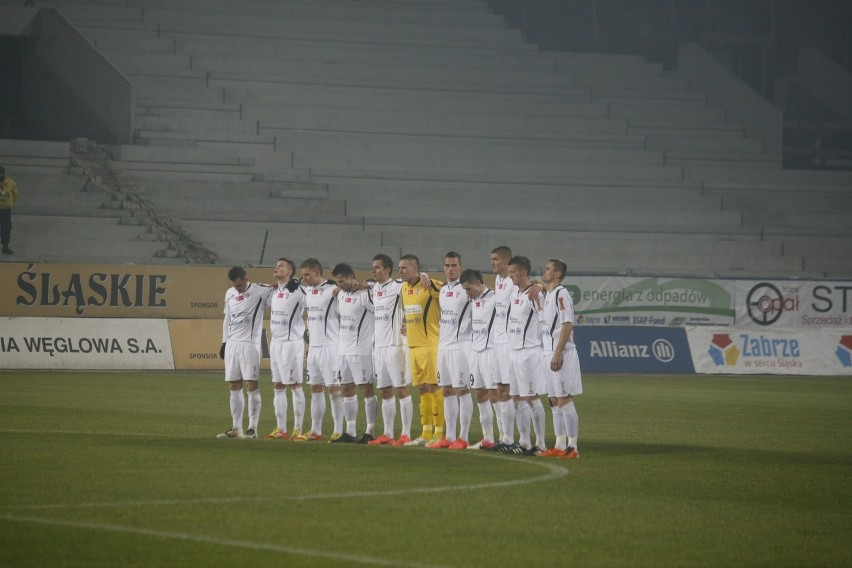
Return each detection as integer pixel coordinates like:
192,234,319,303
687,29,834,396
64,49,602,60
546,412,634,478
401,278,442,348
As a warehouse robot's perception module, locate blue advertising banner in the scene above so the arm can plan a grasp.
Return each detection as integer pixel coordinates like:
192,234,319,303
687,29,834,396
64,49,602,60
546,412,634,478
575,326,695,373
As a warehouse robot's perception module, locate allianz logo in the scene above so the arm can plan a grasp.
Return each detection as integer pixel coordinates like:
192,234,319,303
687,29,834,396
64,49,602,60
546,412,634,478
589,339,676,363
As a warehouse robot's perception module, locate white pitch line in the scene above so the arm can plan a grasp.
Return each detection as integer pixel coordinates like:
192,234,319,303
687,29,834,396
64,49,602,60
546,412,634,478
0,513,441,568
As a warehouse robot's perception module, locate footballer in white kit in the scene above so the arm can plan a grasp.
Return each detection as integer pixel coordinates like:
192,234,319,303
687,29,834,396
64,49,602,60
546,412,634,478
370,277,408,389
332,262,378,443
437,280,472,390
507,283,545,398
535,259,581,459
336,284,375,386
505,255,548,454
460,268,500,449
217,266,270,439
267,277,306,385
264,258,307,439
367,253,415,446
431,252,474,449
492,271,517,388
299,257,340,441
540,283,582,398
303,279,340,387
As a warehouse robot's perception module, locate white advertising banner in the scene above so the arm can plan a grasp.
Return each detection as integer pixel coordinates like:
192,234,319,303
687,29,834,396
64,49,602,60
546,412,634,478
687,326,852,375
0,317,175,370
734,280,852,329
566,276,735,327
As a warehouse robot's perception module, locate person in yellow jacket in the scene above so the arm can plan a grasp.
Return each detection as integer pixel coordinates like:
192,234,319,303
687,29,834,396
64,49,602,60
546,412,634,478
399,254,444,446
0,166,20,255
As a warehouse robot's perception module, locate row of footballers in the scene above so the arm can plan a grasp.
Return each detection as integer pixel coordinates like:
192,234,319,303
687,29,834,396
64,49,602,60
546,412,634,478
217,246,581,458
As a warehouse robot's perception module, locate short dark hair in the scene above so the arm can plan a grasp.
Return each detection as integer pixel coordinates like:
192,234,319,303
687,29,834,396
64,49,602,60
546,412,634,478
460,268,483,285
331,262,354,277
228,266,246,281
372,253,393,270
277,257,295,274
491,245,512,259
400,254,420,269
0,166,5,175
301,257,322,272
549,258,567,280
445,251,461,261
508,255,531,274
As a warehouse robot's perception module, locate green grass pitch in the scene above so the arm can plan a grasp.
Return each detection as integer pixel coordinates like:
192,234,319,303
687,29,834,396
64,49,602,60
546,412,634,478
0,371,850,567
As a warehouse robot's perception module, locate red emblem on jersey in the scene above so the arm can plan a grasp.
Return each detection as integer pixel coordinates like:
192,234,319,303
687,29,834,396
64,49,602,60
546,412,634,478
237,295,244,301
312,289,319,295
475,302,481,308
278,293,284,298
514,298,521,304
558,297,566,311
376,291,383,297
345,297,352,303
498,284,504,290
408,289,415,295
447,292,454,297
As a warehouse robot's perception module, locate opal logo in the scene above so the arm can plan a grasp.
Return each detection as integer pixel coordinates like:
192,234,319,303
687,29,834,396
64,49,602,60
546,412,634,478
746,282,799,326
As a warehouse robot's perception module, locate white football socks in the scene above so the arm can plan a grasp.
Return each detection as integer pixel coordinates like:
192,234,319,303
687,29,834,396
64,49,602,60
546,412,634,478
458,393,473,443
364,395,378,436
310,391,326,435
400,395,413,438
500,400,516,445
247,389,261,431
330,391,343,435
229,389,244,432
516,401,531,450
530,398,546,450
443,394,458,442
343,395,358,437
477,400,494,443
562,401,579,449
382,397,396,438
273,387,288,431
291,387,305,433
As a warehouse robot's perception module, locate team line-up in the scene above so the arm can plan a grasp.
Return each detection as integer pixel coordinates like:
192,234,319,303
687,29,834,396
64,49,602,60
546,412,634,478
217,246,582,459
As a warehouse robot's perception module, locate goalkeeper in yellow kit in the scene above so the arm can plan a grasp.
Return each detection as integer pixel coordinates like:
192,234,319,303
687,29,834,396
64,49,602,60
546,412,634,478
398,254,444,446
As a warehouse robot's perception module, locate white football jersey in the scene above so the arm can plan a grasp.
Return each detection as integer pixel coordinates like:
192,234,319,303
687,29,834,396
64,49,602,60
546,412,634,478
492,273,517,345
267,283,307,342
370,278,405,348
507,284,542,351
337,288,374,356
469,288,497,352
303,281,339,347
222,282,270,344
439,280,472,349
539,286,575,353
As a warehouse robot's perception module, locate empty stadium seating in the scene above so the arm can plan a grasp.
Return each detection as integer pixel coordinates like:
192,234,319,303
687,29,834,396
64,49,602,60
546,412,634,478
1,0,849,278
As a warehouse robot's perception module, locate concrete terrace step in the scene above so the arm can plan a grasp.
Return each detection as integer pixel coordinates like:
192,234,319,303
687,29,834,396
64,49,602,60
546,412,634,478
309,164,687,184
7,173,88,192
152,195,347,221
14,214,149,239
0,139,70,158
140,179,329,200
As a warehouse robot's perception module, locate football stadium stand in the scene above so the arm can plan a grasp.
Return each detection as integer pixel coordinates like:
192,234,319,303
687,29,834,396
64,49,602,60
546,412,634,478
0,0,850,277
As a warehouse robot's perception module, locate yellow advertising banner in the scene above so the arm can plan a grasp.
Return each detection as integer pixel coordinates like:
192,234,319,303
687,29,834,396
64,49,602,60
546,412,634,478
2,263,282,319
169,319,306,371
